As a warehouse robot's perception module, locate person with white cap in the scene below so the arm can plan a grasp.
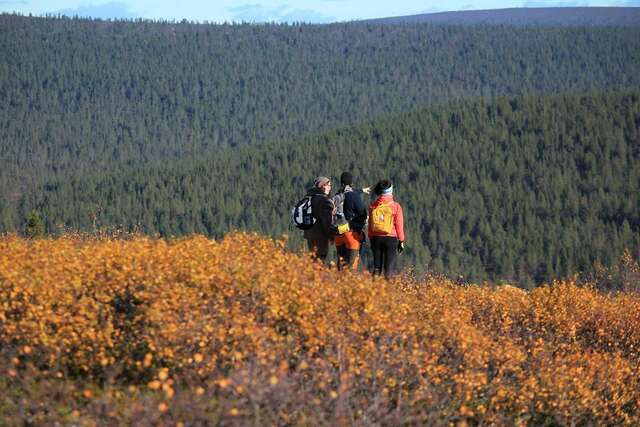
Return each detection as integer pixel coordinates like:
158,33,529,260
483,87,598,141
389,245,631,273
368,179,405,278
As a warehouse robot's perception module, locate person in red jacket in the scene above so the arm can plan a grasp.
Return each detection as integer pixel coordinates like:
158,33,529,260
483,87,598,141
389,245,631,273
368,179,405,278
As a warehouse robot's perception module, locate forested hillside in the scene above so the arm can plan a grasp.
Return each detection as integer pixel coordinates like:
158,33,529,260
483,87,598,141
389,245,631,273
2,14,640,208
11,90,640,286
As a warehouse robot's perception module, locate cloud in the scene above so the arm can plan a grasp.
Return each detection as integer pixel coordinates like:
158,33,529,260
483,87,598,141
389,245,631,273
419,7,441,14
50,2,138,20
228,3,283,21
279,9,336,23
228,3,335,23
0,0,27,5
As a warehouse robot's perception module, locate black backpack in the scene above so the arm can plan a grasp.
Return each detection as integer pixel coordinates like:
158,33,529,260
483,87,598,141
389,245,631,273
292,195,316,230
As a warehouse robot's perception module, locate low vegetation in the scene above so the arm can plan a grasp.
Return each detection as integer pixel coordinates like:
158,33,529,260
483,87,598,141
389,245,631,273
1,232,638,425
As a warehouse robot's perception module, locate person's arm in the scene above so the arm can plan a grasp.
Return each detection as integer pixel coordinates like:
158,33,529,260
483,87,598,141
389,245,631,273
394,203,405,242
317,197,338,236
353,192,368,227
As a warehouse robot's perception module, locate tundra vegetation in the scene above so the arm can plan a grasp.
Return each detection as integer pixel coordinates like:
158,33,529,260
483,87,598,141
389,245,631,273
1,233,639,425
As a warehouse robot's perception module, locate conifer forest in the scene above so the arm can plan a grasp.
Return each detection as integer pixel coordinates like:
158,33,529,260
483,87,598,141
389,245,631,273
1,13,639,285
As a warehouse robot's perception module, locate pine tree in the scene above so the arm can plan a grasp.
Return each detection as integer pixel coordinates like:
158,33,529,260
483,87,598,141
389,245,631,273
25,210,45,238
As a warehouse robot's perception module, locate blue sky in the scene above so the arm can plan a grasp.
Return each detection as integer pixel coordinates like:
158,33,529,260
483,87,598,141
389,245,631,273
1,0,638,23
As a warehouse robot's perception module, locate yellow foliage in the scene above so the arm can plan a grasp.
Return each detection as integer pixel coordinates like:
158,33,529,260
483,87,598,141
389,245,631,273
0,232,639,425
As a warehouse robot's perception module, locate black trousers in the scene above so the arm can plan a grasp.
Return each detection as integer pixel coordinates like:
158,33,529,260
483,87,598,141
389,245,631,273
306,237,329,261
370,236,399,278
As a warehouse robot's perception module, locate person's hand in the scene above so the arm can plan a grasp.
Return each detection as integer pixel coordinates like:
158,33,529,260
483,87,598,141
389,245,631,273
362,186,371,194
337,222,350,235
397,241,404,253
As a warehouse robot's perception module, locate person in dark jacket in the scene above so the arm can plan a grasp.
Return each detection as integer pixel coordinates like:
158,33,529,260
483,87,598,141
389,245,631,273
333,172,369,270
303,176,339,261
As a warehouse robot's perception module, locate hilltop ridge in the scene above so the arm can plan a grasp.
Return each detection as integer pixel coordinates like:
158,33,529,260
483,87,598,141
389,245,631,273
363,7,640,26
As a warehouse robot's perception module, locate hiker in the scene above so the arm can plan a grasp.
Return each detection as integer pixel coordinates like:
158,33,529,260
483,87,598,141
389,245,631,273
296,176,348,262
333,172,369,270
368,179,405,278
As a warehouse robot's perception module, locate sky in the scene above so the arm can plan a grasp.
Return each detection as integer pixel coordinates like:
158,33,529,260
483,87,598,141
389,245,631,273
1,0,638,23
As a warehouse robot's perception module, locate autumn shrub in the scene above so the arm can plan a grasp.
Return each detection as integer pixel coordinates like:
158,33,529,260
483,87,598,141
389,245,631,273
0,232,639,426
586,249,640,294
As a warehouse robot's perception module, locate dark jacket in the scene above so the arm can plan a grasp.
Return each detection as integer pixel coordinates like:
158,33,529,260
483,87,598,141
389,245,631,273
303,187,338,241
339,186,368,232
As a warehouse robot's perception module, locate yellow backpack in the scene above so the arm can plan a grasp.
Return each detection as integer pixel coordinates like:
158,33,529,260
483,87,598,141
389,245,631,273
370,203,394,234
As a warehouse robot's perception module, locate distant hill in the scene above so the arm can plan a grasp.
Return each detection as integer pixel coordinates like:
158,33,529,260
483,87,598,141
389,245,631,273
364,7,640,27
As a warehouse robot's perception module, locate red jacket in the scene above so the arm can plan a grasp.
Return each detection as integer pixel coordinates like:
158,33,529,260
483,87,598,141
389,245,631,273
368,195,405,241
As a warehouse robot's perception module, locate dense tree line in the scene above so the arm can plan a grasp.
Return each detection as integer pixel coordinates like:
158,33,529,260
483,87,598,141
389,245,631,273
9,90,640,287
2,14,640,217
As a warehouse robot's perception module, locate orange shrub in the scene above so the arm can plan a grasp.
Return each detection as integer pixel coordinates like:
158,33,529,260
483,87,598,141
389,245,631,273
0,232,638,425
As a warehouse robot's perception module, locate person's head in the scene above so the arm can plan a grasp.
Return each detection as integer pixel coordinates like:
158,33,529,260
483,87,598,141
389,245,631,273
374,179,393,196
340,171,353,187
314,176,332,195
